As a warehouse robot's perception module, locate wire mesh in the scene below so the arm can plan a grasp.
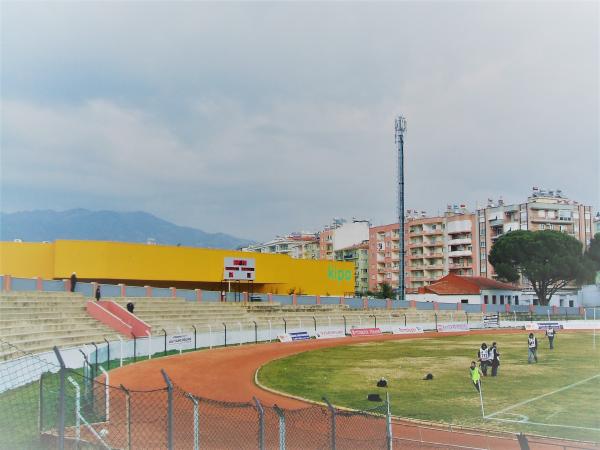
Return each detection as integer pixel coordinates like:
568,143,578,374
0,339,60,450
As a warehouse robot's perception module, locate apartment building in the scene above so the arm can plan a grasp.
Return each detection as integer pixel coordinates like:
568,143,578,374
243,233,320,259
334,242,369,295
369,207,477,295
478,188,594,277
319,219,370,260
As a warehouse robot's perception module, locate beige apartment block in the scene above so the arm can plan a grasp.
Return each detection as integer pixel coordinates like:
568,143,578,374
369,207,477,294
477,188,594,278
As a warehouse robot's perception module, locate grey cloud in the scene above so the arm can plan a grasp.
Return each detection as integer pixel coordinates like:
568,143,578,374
1,2,598,240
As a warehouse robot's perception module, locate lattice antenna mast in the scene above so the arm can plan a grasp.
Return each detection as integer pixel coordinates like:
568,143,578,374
395,116,407,301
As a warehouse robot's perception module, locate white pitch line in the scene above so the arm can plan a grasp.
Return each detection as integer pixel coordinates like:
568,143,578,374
487,417,600,432
486,373,600,419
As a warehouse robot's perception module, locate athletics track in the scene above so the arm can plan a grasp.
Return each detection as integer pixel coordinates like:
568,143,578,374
109,329,599,450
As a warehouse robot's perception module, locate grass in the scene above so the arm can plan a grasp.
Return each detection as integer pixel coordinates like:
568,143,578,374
0,346,213,449
257,331,600,442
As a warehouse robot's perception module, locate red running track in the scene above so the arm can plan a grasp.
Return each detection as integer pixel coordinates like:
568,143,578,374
110,329,598,450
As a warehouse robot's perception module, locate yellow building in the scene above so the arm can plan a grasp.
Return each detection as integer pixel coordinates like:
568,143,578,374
0,240,355,296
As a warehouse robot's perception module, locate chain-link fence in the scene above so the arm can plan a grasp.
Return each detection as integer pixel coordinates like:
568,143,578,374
1,338,593,450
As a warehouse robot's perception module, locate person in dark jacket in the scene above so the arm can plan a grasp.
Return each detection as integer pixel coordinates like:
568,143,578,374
490,342,500,376
478,343,491,376
95,285,101,301
70,272,77,292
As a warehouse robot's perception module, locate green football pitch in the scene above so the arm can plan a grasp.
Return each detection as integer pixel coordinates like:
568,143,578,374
257,331,600,442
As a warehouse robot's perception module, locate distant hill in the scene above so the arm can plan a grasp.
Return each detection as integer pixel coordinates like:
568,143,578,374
0,209,254,249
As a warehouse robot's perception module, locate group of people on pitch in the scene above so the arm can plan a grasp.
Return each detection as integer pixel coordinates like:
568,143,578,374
469,342,500,392
469,328,557,392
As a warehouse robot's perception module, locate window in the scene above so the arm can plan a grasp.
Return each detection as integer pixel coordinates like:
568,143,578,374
547,210,556,219
461,299,469,304
569,300,574,307
484,295,489,304
547,224,554,230
514,296,519,305
537,210,546,218
540,224,545,230
500,295,504,305
492,295,497,304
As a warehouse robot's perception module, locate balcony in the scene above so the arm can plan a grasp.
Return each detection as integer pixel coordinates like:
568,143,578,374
447,238,471,246
423,229,443,236
448,250,472,257
449,263,471,269
424,252,444,258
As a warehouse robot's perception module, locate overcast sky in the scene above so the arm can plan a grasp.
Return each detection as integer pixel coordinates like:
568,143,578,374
1,2,598,241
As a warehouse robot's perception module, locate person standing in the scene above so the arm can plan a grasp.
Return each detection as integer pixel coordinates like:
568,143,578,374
546,327,556,349
95,285,101,301
528,333,538,363
469,361,483,392
478,343,491,376
70,272,77,293
490,342,500,377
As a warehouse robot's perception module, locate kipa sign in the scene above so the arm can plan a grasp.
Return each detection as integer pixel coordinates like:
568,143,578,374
327,266,352,282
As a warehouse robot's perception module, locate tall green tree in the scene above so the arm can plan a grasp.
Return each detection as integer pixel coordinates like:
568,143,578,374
489,230,592,305
585,233,600,284
586,233,600,268
377,282,394,299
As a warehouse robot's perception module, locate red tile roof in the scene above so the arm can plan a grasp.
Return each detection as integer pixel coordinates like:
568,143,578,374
418,274,520,295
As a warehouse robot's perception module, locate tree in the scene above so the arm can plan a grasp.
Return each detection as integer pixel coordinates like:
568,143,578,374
585,233,600,284
489,230,592,306
586,233,600,268
377,282,394,299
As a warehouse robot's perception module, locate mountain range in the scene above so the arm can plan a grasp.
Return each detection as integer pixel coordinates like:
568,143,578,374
0,209,254,249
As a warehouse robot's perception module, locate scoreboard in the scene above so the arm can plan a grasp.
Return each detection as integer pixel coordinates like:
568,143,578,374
223,257,256,281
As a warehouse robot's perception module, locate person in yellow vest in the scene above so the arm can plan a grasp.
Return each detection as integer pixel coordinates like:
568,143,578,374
470,361,483,392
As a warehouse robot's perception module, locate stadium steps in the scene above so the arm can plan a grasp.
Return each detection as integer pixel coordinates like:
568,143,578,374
0,292,116,359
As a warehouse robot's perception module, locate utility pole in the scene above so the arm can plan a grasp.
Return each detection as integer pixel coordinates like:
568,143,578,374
395,116,407,301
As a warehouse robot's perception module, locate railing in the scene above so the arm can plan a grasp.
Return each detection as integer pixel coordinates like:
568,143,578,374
0,275,589,316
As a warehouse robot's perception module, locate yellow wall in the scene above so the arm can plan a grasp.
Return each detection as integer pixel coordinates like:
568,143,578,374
0,240,355,295
0,242,54,279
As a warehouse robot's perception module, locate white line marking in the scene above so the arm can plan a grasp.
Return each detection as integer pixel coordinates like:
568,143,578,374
486,373,600,419
487,417,600,432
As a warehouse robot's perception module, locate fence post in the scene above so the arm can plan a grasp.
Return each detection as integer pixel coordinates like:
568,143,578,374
342,316,347,334
121,385,131,450
99,366,110,421
386,391,393,450
252,321,258,344
223,322,228,346
161,369,174,450
253,397,265,450
53,346,66,450
66,376,81,446
323,397,336,450
273,405,286,450
38,372,45,434
434,313,438,330
186,394,200,450
104,338,111,371
163,329,167,356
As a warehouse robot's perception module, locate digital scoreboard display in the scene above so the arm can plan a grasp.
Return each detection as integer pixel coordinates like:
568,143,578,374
223,257,256,280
